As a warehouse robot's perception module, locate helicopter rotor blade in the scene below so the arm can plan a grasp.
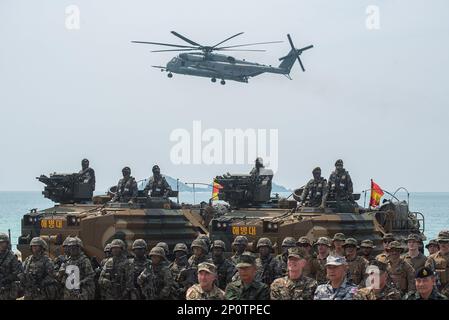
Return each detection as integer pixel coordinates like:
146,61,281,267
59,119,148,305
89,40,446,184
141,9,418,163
216,41,283,50
150,48,198,53
170,31,202,47
217,49,266,52
297,56,305,72
212,32,244,48
287,34,295,50
131,41,196,49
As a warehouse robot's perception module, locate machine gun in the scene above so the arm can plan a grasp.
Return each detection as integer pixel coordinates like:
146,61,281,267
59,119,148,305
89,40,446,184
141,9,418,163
214,168,273,208
37,173,93,204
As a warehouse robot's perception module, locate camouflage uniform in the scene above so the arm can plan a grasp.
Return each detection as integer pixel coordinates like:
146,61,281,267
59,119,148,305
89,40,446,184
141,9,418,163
314,278,357,300
402,252,427,271
112,167,138,202
21,238,58,300
255,238,283,285
139,246,173,300
300,167,327,207
131,239,150,299
275,237,296,276
270,275,317,300
211,240,236,290
297,236,314,277
354,283,402,300
327,159,354,202
230,236,248,265
425,230,449,296
359,239,375,262
343,238,368,286
98,239,135,299
384,241,416,294
58,238,95,300
187,239,212,269
78,159,96,191
186,263,224,300
403,289,448,300
0,233,22,300
143,165,172,197
169,243,190,299
310,237,331,284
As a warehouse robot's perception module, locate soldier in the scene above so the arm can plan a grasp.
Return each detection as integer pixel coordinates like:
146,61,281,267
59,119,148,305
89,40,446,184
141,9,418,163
53,236,72,273
425,230,449,296
384,240,416,294
425,239,439,256
271,247,317,300
186,262,224,300
249,157,264,177
139,246,173,300
326,159,354,203
0,233,22,300
98,239,135,300
58,237,95,300
111,167,138,203
343,238,368,286
313,255,358,300
331,233,346,257
170,243,192,299
375,233,395,263
359,240,375,262
211,240,236,290
155,242,171,262
300,167,327,208
78,158,96,191
402,234,427,271
403,267,448,300
275,237,297,276
296,236,314,277
188,239,212,269
143,165,172,198
354,260,402,300
225,253,270,300
255,237,282,285
21,237,58,300
310,237,331,284
231,236,248,265
196,234,211,250
130,239,150,300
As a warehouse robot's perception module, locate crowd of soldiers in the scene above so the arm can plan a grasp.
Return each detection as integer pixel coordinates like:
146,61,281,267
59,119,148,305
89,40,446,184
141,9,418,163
1,229,448,300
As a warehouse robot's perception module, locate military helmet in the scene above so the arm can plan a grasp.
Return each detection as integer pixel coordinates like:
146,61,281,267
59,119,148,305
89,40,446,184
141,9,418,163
297,236,312,246
152,165,160,171
132,239,148,250
315,237,331,247
236,253,256,268
256,237,273,249
360,239,374,249
104,243,112,252
110,239,126,250
332,233,346,242
406,234,421,242
383,233,395,241
122,166,131,173
149,246,166,260
173,243,188,254
82,158,89,164
66,237,80,247
211,240,226,251
155,242,169,255
437,230,449,242
62,236,73,247
312,167,321,174
386,241,403,251
281,237,297,248
196,235,210,247
335,159,343,166
255,157,263,164
232,236,248,246
191,239,208,252
30,237,48,250
343,238,358,248
425,239,439,249
0,233,10,243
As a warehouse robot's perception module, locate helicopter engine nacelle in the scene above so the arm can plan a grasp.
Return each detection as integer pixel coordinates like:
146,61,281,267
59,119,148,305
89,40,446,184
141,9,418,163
181,53,204,62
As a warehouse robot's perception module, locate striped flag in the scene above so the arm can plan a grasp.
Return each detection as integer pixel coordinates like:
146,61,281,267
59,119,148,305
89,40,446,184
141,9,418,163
212,180,223,201
369,179,384,208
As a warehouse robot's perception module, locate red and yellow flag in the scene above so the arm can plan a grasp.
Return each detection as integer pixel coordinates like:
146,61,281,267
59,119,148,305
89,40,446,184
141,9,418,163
369,179,384,208
212,180,223,201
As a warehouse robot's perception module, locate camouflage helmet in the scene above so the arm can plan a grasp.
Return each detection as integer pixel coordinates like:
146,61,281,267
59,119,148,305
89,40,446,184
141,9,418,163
312,167,321,174
287,247,307,259
110,239,126,250
191,239,208,252
211,240,226,251
256,237,273,249
0,233,10,243
173,243,188,254
315,237,331,247
155,242,169,255
297,236,312,246
104,243,112,252
132,239,148,250
335,159,343,166
62,236,73,247
332,233,346,242
360,240,374,249
437,230,449,242
343,238,358,248
281,237,297,248
30,237,48,250
386,241,403,251
406,234,421,242
425,239,439,249
66,237,80,247
196,235,210,248
149,246,166,260
383,233,395,241
232,236,248,246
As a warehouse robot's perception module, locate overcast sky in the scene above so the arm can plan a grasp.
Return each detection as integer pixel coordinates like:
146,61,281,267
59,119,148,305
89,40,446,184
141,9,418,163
1,0,448,192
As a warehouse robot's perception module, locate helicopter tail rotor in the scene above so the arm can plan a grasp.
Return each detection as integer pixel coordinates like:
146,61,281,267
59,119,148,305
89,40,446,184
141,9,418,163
279,34,313,72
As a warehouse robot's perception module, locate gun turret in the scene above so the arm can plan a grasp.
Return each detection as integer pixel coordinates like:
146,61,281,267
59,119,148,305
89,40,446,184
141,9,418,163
37,173,93,204
214,168,273,208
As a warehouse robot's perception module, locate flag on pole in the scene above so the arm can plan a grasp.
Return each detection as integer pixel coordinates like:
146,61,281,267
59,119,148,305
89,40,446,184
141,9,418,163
369,179,384,208
212,180,223,201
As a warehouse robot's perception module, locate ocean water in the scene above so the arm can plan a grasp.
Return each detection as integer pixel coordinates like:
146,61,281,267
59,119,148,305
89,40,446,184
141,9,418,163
1,191,448,249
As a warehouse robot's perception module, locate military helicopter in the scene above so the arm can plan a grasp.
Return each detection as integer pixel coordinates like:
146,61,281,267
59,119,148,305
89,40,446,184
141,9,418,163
132,31,313,84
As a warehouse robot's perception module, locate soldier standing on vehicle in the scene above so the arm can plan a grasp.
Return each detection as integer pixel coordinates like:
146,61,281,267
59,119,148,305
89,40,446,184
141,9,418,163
271,247,317,300
300,167,327,208
143,165,172,198
111,167,138,203
225,253,270,300
78,158,96,191
186,262,225,300
98,239,135,300
326,159,354,204
0,233,22,300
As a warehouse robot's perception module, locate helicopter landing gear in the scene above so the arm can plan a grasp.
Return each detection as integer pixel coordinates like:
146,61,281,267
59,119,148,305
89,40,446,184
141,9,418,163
211,78,216,83
167,73,173,78
220,79,226,85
